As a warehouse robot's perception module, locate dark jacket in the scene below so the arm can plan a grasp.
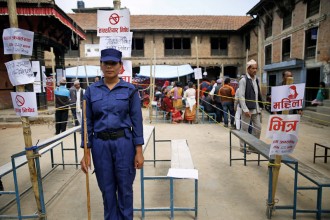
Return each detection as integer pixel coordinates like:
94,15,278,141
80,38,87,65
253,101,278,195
244,75,263,110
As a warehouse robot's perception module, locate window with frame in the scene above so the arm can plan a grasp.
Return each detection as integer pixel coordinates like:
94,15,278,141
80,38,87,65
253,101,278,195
265,44,272,65
210,37,228,56
131,38,144,57
305,27,318,59
282,37,291,61
164,37,191,56
264,16,273,39
282,11,292,30
306,0,320,18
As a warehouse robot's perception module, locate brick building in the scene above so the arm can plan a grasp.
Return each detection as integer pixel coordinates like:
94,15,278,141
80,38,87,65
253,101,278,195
49,3,253,81
247,0,330,104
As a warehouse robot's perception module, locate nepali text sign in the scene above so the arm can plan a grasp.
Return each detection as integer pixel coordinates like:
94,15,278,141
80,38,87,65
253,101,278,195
271,83,305,112
97,9,130,37
3,28,34,56
5,59,34,86
194,68,202,80
269,133,298,156
99,32,133,57
119,60,132,83
10,92,38,117
266,114,300,138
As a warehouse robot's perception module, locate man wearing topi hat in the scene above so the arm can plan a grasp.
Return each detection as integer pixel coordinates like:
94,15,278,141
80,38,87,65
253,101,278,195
238,59,263,153
80,48,144,220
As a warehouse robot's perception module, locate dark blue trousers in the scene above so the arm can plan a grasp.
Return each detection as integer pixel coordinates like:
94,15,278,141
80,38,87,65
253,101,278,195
91,132,136,220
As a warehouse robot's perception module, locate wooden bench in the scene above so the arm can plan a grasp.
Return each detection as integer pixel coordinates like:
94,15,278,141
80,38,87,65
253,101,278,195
285,158,330,220
138,126,198,219
167,139,198,219
229,130,330,220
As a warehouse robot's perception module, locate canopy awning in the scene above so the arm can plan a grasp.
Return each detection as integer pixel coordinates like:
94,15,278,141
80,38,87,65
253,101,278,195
137,64,194,79
0,7,86,39
65,65,102,78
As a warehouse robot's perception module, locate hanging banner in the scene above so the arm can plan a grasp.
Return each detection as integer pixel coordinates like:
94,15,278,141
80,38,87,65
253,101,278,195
99,32,133,57
271,83,305,112
2,28,34,56
269,133,298,156
10,92,38,117
5,59,35,86
119,60,132,83
97,9,130,37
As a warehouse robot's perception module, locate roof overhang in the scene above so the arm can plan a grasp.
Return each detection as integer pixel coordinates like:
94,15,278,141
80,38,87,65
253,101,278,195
0,7,86,39
263,59,304,72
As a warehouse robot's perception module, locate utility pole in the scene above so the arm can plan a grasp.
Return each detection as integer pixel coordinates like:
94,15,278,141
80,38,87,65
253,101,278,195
7,0,44,219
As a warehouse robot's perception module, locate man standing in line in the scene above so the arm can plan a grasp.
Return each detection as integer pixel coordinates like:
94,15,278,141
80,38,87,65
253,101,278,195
69,79,79,126
213,78,223,123
219,77,235,128
72,80,85,125
238,60,263,153
55,78,70,135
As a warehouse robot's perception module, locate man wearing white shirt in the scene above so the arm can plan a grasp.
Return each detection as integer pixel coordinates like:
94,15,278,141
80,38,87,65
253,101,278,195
238,60,263,153
73,80,85,125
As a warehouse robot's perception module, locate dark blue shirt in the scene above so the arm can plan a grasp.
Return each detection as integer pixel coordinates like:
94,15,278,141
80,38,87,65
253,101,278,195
81,78,144,148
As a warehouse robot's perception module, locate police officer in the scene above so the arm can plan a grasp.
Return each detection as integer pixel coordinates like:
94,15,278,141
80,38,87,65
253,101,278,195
80,48,144,220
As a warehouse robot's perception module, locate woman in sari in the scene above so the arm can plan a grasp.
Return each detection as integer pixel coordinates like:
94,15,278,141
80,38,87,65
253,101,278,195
162,91,182,124
183,82,197,124
170,81,183,110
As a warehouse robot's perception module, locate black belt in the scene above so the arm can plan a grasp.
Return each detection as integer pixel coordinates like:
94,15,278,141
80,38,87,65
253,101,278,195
95,129,125,140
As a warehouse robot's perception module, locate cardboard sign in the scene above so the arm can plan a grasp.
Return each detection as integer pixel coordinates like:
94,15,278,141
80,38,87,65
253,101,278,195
271,83,305,112
266,114,300,138
119,60,132,83
5,59,35,86
99,32,133,57
97,9,130,37
3,28,34,55
10,92,38,117
269,133,298,156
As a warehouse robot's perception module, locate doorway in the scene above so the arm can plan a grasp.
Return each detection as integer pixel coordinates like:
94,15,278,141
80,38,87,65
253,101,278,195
268,74,277,94
305,68,320,106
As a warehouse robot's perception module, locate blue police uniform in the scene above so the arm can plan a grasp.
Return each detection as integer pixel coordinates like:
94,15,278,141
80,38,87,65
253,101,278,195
82,78,144,220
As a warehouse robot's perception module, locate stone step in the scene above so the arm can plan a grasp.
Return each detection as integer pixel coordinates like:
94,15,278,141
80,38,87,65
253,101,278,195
316,106,330,115
305,106,317,112
303,110,330,126
323,99,330,107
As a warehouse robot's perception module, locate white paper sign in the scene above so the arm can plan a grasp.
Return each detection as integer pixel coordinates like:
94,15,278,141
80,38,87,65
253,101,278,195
194,68,202,80
56,69,64,85
266,114,300,138
5,59,35,86
3,28,34,55
99,32,133,57
10,92,38,117
119,60,132,83
271,83,305,112
269,133,298,156
97,9,130,37
32,61,41,93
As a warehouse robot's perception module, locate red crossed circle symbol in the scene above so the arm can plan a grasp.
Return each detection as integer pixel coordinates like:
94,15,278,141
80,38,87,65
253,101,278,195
15,95,25,107
109,13,120,25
